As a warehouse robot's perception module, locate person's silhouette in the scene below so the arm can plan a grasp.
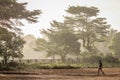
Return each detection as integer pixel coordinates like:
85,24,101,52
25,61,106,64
98,60,104,75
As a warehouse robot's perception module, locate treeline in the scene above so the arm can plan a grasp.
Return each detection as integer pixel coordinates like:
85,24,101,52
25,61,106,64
35,6,120,64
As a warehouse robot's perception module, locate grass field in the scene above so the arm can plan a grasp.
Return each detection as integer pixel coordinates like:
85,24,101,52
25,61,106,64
0,68,120,80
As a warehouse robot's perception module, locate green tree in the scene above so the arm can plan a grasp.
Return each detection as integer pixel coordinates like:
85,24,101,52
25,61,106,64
64,6,110,52
0,27,25,64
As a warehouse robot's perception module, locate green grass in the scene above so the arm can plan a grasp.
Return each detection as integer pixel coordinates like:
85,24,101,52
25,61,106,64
1,62,120,70
26,63,81,69
25,62,120,69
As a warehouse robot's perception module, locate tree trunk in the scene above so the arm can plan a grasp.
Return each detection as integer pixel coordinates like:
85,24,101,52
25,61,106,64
60,54,66,63
3,56,8,65
52,55,55,63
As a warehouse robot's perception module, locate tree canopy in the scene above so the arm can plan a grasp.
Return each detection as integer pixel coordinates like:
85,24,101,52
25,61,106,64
64,6,110,52
35,21,80,62
0,0,41,31
0,27,25,64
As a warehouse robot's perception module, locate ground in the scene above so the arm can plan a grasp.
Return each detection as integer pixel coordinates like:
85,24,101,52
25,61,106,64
0,68,120,80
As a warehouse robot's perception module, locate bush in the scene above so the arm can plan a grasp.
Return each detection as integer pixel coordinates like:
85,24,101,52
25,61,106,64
28,63,53,69
82,55,102,63
0,61,27,70
103,56,119,63
7,61,19,67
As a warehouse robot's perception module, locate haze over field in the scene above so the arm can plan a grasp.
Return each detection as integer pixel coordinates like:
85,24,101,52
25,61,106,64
23,35,47,59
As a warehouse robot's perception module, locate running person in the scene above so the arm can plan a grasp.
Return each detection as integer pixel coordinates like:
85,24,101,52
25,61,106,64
98,60,104,75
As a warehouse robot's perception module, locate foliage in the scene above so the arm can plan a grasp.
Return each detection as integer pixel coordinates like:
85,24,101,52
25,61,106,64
109,32,120,59
103,55,119,63
35,38,58,61
0,0,41,32
0,61,27,70
0,27,25,64
64,6,110,52
35,21,80,62
81,55,102,63
25,63,79,69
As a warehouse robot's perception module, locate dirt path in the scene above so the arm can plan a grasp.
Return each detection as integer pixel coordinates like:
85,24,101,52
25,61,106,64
0,68,120,80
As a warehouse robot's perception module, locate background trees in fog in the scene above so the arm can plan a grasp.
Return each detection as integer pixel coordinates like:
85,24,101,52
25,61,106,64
35,6,120,62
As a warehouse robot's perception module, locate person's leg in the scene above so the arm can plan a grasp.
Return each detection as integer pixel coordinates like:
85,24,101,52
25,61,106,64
98,69,100,75
101,69,105,75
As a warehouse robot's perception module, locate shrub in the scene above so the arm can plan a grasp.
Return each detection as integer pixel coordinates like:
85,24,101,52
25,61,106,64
103,55,119,63
82,55,102,63
0,61,27,70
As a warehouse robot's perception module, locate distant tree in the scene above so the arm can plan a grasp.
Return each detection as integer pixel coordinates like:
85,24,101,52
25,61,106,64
35,21,80,62
52,21,80,61
0,27,25,64
35,38,58,62
64,6,110,52
108,29,117,41
109,32,120,59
